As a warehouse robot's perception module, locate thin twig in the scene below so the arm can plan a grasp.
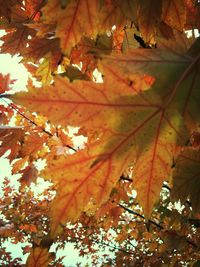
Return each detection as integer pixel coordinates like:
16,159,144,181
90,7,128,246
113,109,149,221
120,175,133,182
162,184,171,191
100,240,134,255
119,203,163,229
0,97,77,152
119,203,198,248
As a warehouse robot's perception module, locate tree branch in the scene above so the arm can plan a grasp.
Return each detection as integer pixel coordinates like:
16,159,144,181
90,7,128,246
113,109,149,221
120,175,133,182
0,97,77,152
119,203,198,248
119,203,163,229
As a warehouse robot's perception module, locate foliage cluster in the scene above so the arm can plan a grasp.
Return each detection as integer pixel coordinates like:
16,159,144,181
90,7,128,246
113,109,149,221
0,0,200,266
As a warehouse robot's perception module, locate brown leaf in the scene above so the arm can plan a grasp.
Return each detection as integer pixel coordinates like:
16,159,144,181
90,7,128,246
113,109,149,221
171,148,200,214
20,165,38,188
0,126,24,161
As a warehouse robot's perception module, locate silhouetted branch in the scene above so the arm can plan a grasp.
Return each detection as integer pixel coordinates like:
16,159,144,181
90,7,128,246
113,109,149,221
119,203,163,229
119,204,198,248
120,175,133,182
0,97,77,152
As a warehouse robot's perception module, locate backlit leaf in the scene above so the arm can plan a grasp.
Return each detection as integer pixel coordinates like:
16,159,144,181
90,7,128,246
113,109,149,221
24,0,44,21
0,73,16,94
20,165,38,188
138,0,162,43
9,36,200,223
0,127,24,161
184,0,200,30
43,146,129,236
162,0,186,31
27,247,52,267
42,0,99,55
0,25,35,55
99,0,139,32
21,37,61,63
1,1,200,264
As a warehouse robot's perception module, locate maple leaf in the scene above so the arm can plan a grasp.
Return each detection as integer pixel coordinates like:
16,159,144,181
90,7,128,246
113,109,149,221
171,148,200,214
20,132,47,159
138,0,162,43
26,247,52,267
0,0,17,21
184,0,200,30
35,57,55,85
19,223,37,233
0,105,14,124
103,36,200,130
161,230,187,250
122,28,140,52
43,146,130,236
48,132,73,156
70,34,113,74
23,48,62,85
0,73,16,94
26,22,56,38
8,35,200,227
41,0,99,55
24,0,44,22
1,1,200,265
0,0,44,55
0,126,24,161
62,65,91,82
190,131,200,148
98,0,139,33
0,25,35,55
98,0,127,31
21,37,61,64
12,156,28,174
19,165,38,188
162,0,186,31
0,223,14,237
22,245,31,255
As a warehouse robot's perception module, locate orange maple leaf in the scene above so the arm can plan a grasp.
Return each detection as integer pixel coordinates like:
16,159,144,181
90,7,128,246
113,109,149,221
42,0,99,55
8,34,200,236
0,126,24,161
162,0,186,31
27,247,52,267
138,0,162,43
0,73,16,94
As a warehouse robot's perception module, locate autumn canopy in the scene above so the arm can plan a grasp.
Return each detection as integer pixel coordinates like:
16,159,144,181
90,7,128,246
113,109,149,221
0,0,200,266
